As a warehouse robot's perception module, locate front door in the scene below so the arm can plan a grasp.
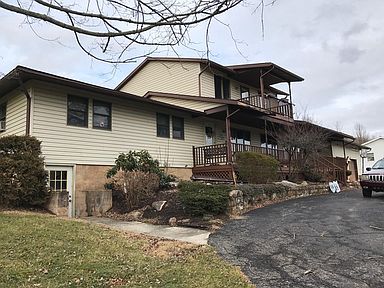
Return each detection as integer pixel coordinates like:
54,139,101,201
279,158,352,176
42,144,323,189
205,126,214,145
47,166,74,217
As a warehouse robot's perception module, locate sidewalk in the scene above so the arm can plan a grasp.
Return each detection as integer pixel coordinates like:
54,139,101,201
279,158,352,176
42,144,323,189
85,217,210,245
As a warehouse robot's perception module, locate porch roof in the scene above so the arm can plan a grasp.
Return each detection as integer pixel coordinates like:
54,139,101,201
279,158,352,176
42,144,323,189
227,63,304,86
204,104,294,127
145,92,294,126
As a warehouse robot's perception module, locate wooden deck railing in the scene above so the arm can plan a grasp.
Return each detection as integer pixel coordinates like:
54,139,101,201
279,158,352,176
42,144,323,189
311,155,346,184
192,143,301,167
239,95,293,118
192,144,347,183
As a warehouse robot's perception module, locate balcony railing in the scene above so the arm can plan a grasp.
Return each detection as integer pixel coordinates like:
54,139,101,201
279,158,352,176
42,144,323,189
239,95,293,118
192,143,301,167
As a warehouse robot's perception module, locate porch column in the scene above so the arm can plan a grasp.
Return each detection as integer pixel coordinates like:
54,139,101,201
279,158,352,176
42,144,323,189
226,107,232,164
342,140,347,183
288,82,293,117
260,69,265,109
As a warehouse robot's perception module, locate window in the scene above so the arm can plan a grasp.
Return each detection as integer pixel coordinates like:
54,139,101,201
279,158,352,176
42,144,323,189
93,100,111,130
0,103,6,132
172,116,184,140
67,95,88,127
240,86,250,99
261,134,278,149
214,75,230,99
157,113,170,138
367,152,375,162
231,128,250,145
49,170,68,192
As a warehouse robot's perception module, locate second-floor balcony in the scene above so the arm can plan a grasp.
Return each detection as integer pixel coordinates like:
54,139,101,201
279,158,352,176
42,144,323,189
239,94,293,119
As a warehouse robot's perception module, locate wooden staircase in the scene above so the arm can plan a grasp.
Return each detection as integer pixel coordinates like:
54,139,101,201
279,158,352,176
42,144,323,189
311,156,346,184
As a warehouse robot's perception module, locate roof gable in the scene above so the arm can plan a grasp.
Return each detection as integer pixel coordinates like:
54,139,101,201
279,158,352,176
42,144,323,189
115,57,304,90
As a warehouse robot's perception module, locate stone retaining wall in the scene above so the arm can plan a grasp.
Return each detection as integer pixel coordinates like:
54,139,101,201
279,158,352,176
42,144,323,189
228,183,330,215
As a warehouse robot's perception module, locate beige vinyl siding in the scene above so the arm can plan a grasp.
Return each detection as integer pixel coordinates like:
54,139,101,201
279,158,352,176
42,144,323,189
32,82,206,168
200,69,215,98
208,119,262,146
331,142,362,176
119,61,201,96
200,67,262,101
0,90,26,136
149,96,223,112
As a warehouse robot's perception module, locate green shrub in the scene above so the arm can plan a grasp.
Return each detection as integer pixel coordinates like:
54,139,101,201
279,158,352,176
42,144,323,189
0,135,49,207
238,184,265,198
178,181,231,216
235,151,279,184
263,184,289,198
106,150,174,189
301,165,323,182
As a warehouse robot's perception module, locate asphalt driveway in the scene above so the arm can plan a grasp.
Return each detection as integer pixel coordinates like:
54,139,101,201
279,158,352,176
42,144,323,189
209,190,384,288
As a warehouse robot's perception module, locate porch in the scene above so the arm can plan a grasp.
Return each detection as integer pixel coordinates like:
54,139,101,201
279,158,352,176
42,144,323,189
239,95,293,119
191,143,347,184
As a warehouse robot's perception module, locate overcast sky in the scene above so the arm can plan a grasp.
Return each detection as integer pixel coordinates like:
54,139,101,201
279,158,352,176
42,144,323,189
1,0,383,137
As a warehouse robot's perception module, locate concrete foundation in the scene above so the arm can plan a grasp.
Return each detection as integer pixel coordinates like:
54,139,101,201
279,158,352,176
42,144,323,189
46,191,69,216
75,165,112,217
165,167,192,180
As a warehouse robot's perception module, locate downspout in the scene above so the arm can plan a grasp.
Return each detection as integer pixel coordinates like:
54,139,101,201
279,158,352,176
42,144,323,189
16,73,32,136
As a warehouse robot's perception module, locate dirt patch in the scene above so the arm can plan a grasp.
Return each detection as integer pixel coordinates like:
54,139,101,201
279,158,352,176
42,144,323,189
143,238,203,259
105,188,229,231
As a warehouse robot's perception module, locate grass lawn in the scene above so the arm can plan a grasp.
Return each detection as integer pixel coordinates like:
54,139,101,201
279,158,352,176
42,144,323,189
0,212,253,288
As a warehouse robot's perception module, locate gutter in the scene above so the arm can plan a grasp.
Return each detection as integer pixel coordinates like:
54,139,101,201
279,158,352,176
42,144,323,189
16,71,32,136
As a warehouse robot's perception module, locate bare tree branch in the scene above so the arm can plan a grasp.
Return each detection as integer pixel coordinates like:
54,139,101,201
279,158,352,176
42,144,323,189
0,0,245,63
354,123,372,145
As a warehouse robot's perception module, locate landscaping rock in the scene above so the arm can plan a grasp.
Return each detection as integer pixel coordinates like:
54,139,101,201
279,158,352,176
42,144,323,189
169,217,177,226
300,181,308,186
169,181,179,187
229,190,242,198
128,209,143,219
276,180,299,188
202,214,214,221
209,219,224,226
179,218,191,224
152,201,167,212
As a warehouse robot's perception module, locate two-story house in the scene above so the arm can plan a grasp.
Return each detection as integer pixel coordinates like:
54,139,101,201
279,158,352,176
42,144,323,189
116,57,304,180
0,57,304,217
